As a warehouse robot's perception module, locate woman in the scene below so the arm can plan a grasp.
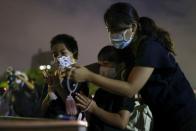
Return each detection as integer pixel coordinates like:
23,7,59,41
70,2,196,131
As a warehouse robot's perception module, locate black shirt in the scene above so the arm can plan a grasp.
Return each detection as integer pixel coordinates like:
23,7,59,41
44,78,89,119
88,88,134,131
13,83,42,117
132,37,196,131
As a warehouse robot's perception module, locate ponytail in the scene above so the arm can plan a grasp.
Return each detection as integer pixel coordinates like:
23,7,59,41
139,17,176,55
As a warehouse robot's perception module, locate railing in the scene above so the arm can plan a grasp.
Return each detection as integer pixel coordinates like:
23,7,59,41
0,116,87,131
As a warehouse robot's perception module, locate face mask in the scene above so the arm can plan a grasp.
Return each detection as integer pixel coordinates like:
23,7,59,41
110,29,133,49
15,79,22,84
57,55,75,69
99,66,116,78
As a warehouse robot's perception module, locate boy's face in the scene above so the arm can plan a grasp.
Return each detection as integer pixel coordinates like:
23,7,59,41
51,43,75,63
98,60,116,78
98,60,114,68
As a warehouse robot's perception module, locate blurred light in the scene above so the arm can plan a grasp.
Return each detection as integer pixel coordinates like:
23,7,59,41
39,65,46,70
46,65,51,70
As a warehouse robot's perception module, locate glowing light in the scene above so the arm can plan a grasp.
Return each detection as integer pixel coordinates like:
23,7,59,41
46,65,51,70
39,65,46,70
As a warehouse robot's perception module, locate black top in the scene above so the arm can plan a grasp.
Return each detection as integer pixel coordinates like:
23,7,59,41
128,37,196,131
13,83,42,117
44,78,89,119
88,88,134,131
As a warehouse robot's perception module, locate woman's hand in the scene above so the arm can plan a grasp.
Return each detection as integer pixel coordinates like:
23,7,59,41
68,65,92,82
75,93,97,113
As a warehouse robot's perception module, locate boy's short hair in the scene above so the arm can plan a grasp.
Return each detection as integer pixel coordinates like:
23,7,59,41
50,34,78,59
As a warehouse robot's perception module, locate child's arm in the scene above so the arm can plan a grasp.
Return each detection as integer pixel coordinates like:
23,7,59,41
75,93,131,129
93,107,131,129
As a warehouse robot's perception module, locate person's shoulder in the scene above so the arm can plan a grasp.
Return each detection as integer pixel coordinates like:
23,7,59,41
138,36,166,54
136,36,176,68
140,37,162,48
85,63,100,74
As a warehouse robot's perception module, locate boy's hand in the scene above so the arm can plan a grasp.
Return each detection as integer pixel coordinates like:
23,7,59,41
75,93,96,113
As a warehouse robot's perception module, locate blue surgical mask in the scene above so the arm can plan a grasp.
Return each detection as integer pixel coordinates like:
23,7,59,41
110,29,133,49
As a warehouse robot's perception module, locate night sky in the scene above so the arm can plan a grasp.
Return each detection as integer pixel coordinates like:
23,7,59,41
0,0,196,87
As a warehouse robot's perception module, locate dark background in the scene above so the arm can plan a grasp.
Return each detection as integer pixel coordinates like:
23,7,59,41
0,0,195,87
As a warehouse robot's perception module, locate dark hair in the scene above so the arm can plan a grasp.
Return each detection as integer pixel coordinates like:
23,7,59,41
50,34,78,59
104,2,139,32
98,45,122,64
104,2,175,55
139,17,175,54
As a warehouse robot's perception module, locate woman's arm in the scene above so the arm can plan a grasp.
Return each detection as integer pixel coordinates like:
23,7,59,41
71,66,154,97
75,93,131,129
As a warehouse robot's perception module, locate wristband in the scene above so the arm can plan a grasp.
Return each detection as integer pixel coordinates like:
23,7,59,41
82,99,93,112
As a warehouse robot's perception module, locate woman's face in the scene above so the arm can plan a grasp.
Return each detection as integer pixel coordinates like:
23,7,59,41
107,24,137,49
109,28,133,41
51,43,75,63
108,28,133,49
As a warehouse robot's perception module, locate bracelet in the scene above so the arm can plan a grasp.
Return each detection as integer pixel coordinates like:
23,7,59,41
82,99,93,112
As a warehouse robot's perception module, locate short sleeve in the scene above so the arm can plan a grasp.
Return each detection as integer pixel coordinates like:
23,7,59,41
118,97,135,112
135,39,175,68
